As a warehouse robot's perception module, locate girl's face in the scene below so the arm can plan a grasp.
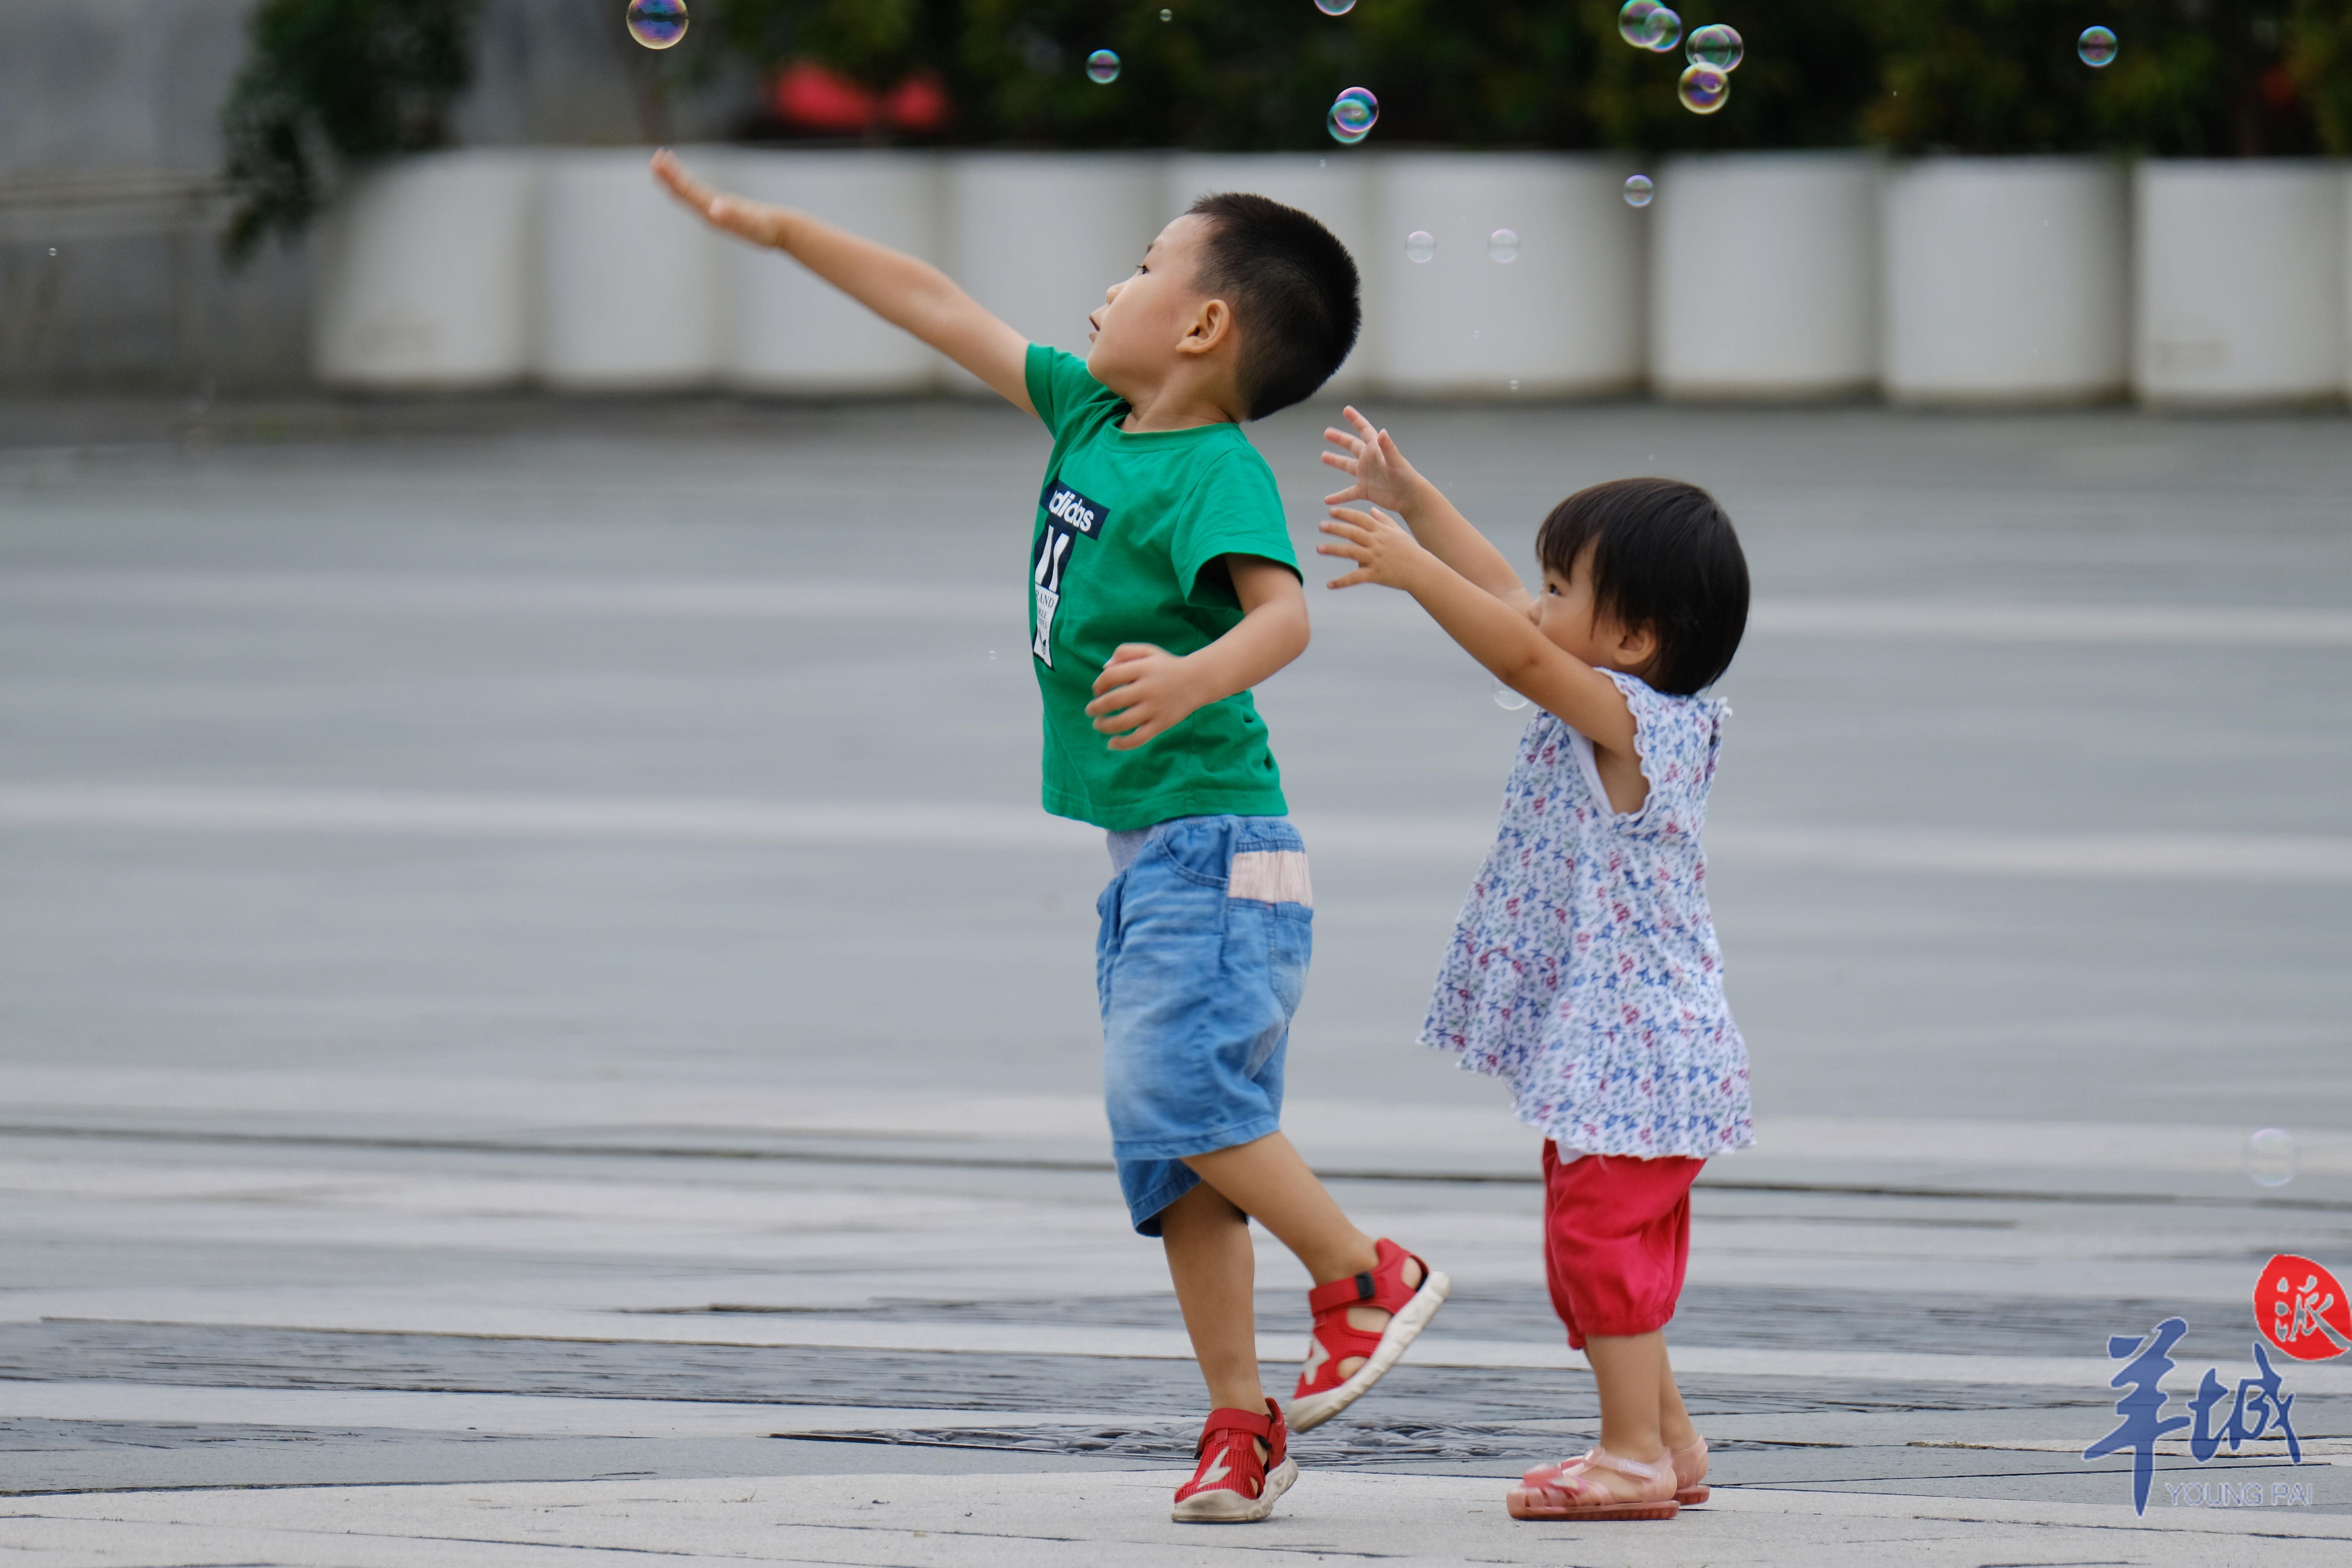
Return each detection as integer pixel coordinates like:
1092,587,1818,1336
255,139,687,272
1533,542,1657,675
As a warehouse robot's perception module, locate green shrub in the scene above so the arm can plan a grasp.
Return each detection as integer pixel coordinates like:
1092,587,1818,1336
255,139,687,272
220,0,481,260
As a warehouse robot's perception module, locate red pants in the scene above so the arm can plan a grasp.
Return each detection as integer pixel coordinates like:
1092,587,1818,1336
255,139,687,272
1541,1142,1704,1350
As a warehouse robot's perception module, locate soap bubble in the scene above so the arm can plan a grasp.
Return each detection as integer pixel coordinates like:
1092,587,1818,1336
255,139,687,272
2078,26,2118,68
1086,49,1121,84
1624,174,1654,207
1493,678,1530,711
1487,228,1520,264
1618,0,1660,47
1686,23,1742,70
1678,62,1730,116
2248,1128,2298,1189
1327,87,1378,144
1315,0,1357,13
1642,6,1682,52
1161,6,1172,17
625,0,687,50
1404,230,1436,263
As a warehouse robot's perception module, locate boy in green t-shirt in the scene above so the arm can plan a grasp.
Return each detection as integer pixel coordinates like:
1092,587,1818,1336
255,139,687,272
655,152,1449,1523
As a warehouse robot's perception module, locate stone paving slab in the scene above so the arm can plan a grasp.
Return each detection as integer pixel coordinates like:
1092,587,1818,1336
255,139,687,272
4,1472,2349,1567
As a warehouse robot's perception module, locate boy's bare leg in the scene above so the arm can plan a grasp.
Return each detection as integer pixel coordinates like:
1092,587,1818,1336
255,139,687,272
1584,1331,1670,1494
1160,1182,1268,1424
1182,1132,1424,1375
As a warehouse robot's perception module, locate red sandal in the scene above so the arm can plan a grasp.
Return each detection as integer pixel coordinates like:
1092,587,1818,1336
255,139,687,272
1171,1398,1297,1523
1289,1237,1450,1431
1508,1446,1680,1521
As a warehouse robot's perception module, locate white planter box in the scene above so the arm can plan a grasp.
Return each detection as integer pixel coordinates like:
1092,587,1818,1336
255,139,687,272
723,151,945,395
1883,158,2129,405
945,153,1166,395
312,151,536,390
1652,153,1879,400
1163,155,1378,395
534,148,724,391
1371,154,1644,398
2136,161,2347,406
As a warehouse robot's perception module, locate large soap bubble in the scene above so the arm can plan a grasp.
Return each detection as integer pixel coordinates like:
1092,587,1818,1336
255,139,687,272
1623,174,1654,208
1487,228,1520,264
1404,230,1436,263
1315,0,1357,14
1678,62,1730,116
625,0,687,50
1328,86,1378,144
1086,49,1121,84
1641,6,1682,52
2248,1128,2298,1188
1686,24,1742,71
2078,26,2118,68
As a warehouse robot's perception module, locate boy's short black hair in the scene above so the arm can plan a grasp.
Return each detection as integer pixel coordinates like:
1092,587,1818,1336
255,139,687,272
1184,192,1361,421
1535,478,1750,696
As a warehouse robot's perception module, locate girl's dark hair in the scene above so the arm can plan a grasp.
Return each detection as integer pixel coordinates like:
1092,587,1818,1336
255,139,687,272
1535,478,1749,696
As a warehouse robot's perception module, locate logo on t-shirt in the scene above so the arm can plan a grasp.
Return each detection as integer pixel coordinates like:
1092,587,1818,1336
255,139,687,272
1032,479,1109,667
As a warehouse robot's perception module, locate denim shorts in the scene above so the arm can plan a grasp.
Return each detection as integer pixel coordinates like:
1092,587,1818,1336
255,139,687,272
1096,815,1314,1236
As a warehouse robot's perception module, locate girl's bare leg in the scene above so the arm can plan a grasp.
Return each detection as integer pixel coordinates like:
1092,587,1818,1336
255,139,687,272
1582,1330,1672,1499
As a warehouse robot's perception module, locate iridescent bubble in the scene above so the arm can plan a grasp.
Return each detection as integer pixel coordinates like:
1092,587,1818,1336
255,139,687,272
1327,86,1378,144
1404,230,1436,263
1678,62,1730,116
1086,48,1121,84
1686,23,1742,71
1315,0,1357,14
1487,228,1519,264
1624,174,1654,207
1618,0,1660,48
1643,6,1683,52
625,0,687,51
1161,6,1172,17
2078,26,2118,68
2248,1128,2298,1189
1493,678,1530,711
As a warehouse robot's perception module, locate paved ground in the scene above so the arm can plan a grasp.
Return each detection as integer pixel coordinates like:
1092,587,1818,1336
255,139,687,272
2,394,2349,1562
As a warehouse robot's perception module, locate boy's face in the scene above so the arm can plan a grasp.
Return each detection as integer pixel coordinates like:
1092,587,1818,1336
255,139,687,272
1086,215,1226,397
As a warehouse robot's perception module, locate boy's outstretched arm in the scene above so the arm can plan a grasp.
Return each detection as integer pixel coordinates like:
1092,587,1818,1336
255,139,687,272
1321,407,1528,609
651,150,1032,412
1084,557,1308,751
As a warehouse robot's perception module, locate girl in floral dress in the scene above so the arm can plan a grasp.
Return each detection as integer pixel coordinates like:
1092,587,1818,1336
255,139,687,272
1316,408,1753,1523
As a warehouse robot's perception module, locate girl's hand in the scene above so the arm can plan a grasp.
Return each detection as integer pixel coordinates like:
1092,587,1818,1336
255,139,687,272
1318,505,1430,591
1320,406,1426,515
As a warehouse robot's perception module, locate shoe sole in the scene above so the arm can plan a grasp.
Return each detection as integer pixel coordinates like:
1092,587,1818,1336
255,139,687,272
1506,1487,1679,1521
1289,1269,1452,1433
1172,1457,1297,1523
1677,1485,1709,1505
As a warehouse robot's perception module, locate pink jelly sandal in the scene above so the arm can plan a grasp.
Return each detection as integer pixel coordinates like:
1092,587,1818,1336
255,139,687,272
1507,1446,1680,1521
1671,1435,1710,1505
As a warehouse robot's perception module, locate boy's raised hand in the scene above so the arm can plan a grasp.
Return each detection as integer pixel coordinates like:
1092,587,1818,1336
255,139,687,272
651,149,784,248
1318,505,1430,591
1321,406,1425,515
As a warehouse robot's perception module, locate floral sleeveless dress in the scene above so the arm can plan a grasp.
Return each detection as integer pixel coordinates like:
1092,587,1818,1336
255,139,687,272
1421,670,1754,1159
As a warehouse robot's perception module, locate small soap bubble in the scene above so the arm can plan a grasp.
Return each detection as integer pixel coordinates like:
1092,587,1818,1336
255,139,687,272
1686,23,1742,70
625,0,687,50
1326,86,1378,144
1643,6,1682,52
1086,48,1121,84
2078,26,2117,68
2248,1128,2298,1189
1487,228,1520,264
1315,0,1357,14
1160,7,1172,18
1618,0,1660,47
1404,230,1436,263
1623,174,1654,207
1678,62,1730,116
1508,379,1521,391
1493,678,1530,711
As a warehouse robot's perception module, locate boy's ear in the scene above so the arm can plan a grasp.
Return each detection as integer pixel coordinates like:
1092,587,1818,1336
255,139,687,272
1179,296,1234,357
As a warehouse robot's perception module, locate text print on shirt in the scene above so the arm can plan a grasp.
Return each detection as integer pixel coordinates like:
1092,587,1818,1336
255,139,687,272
1031,479,1110,668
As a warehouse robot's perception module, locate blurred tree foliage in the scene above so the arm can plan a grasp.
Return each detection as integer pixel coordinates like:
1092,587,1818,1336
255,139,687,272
1865,0,2352,156
220,0,481,260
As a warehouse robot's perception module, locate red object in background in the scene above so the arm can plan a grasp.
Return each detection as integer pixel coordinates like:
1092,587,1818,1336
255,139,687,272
2254,1253,2352,1362
2259,66,2298,112
772,60,949,135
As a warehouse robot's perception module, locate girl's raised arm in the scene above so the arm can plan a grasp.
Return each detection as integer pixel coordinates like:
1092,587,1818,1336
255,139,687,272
1321,409,1530,609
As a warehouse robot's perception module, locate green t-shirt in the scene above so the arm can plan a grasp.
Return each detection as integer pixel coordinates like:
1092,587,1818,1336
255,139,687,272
1024,345,1298,831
